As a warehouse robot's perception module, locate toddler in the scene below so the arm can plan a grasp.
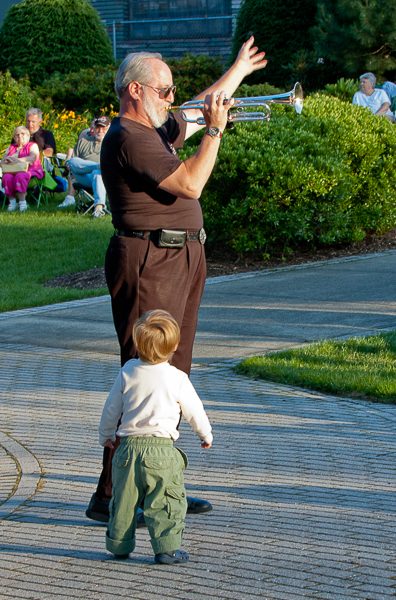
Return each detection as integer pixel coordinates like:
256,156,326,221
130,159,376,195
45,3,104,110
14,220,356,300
99,309,213,564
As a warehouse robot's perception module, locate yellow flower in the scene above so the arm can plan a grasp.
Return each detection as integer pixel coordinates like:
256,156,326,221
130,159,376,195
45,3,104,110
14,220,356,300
54,123,59,128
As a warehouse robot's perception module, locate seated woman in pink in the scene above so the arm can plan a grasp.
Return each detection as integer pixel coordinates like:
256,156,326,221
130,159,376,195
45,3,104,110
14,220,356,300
1,125,44,212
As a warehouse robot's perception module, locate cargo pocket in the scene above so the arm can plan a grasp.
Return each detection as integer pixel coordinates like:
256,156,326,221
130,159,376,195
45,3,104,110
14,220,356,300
165,487,187,519
112,448,130,468
175,447,188,470
143,458,175,470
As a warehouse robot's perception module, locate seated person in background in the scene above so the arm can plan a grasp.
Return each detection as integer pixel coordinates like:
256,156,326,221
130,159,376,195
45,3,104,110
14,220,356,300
381,80,396,105
58,115,110,218
1,125,44,212
26,107,56,159
352,73,394,122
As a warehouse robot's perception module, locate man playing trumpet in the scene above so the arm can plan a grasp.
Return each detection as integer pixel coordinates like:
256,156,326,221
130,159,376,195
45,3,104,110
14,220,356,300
86,37,267,524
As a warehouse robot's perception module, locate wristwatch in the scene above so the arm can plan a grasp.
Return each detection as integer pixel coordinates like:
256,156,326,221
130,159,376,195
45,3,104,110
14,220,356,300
205,126,223,139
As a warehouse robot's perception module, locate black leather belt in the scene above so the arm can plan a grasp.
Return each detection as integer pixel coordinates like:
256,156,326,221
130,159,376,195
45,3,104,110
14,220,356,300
115,228,206,246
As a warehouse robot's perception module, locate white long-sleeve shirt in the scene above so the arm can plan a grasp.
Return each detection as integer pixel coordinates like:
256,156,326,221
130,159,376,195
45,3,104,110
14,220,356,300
98,359,213,446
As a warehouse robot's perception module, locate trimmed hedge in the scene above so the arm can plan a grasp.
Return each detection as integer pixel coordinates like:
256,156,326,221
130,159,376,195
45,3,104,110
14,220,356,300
36,67,118,116
0,0,114,85
181,94,396,255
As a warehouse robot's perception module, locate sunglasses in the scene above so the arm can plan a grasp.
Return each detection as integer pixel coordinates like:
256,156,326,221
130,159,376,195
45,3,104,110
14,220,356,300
139,83,176,99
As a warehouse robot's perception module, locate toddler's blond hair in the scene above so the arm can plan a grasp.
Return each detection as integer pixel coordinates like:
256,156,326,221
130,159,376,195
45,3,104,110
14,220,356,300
133,310,180,364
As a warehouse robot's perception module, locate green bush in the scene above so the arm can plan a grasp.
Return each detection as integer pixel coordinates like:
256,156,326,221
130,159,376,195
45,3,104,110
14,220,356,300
182,95,396,255
35,54,223,115
166,54,223,105
0,71,53,153
230,0,318,87
322,78,360,102
234,82,282,98
0,71,51,121
37,66,118,115
0,0,114,86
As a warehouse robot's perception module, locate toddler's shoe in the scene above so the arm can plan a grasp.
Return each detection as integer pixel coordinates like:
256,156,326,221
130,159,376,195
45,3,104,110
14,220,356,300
154,550,189,565
7,199,17,211
19,200,28,212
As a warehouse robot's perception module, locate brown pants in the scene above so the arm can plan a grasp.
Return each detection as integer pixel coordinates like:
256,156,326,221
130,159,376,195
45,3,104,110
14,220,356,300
96,234,206,501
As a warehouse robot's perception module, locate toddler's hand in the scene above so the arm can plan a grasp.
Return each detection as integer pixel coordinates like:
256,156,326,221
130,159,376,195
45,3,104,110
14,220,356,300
201,441,212,449
102,439,115,449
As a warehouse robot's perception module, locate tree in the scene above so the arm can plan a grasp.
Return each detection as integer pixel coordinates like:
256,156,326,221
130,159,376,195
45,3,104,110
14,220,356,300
229,0,318,88
313,0,396,79
0,0,114,86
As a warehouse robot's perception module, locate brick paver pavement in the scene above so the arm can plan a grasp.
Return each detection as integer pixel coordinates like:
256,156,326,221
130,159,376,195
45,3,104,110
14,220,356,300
1,341,395,599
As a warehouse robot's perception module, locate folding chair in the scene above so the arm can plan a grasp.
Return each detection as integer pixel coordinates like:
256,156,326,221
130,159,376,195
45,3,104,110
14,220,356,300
1,170,51,210
26,153,58,208
73,182,111,215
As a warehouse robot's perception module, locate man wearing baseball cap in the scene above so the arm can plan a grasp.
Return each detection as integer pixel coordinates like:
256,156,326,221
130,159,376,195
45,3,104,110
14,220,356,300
58,116,111,217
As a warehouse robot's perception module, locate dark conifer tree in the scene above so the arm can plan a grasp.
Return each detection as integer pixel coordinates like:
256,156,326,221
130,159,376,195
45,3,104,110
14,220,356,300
230,0,318,87
313,0,396,78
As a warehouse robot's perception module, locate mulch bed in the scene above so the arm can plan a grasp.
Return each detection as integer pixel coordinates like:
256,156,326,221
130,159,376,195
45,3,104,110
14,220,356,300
43,228,396,290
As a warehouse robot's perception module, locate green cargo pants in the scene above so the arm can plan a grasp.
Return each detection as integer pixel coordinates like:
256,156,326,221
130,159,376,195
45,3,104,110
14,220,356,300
105,436,188,556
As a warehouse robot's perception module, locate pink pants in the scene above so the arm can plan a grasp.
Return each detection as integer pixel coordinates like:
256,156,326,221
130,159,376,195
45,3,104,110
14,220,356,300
3,172,32,197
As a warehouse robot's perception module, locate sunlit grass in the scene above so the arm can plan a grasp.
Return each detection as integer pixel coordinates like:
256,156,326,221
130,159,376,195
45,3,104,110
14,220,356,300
235,333,396,403
0,202,113,312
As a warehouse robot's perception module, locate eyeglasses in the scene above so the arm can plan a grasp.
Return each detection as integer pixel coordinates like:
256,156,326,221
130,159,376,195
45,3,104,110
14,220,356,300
138,83,176,99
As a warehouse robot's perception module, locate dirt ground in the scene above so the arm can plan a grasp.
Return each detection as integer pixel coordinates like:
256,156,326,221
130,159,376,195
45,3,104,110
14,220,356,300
43,228,396,290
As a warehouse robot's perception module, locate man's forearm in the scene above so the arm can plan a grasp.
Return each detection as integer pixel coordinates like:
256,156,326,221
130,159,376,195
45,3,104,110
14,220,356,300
183,38,267,139
375,102,390,116
159,132,221,199
195,62,247,103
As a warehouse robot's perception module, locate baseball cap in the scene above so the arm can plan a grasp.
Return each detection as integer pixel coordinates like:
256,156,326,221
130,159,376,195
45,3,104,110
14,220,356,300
93,116,111,127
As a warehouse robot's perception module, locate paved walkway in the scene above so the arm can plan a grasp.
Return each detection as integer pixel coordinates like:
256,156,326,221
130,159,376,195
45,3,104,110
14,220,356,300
1,253,396,599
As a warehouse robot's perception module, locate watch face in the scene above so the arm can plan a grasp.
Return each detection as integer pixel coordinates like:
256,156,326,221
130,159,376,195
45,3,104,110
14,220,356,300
209,127,220,136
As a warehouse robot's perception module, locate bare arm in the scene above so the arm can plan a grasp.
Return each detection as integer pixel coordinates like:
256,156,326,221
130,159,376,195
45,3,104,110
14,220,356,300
43,147,54,158
159,91,232,198
2,143,39,165
375,102,391,116
19,143,40,165
184,36,267,139
1,147,12,164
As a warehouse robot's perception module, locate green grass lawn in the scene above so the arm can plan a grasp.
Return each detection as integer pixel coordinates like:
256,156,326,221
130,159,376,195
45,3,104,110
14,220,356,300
235,332,396,403
0,200,113,312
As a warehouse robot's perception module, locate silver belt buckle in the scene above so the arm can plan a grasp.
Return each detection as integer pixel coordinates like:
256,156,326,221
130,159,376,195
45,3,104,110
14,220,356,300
198,228,206,245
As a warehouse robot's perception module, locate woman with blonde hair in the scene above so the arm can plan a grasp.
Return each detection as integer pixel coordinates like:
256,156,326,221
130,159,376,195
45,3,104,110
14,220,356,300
1,125,44,211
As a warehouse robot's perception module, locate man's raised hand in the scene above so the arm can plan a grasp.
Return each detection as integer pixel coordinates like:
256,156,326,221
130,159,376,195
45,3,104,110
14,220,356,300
235,36,267,76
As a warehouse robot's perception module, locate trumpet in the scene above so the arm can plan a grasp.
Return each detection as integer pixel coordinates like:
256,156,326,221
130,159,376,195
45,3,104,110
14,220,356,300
168,82,303,125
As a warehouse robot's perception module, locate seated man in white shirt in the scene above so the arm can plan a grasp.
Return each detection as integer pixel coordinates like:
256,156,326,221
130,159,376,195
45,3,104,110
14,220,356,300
352,72,394,122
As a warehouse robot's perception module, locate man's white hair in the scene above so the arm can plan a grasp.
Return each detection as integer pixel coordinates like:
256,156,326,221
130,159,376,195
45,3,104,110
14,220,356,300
115,52,162,99
360,72,376,86
26,107,43,119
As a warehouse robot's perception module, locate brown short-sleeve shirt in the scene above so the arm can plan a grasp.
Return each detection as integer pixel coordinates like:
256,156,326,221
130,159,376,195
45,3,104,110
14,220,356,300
100,112,203,231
